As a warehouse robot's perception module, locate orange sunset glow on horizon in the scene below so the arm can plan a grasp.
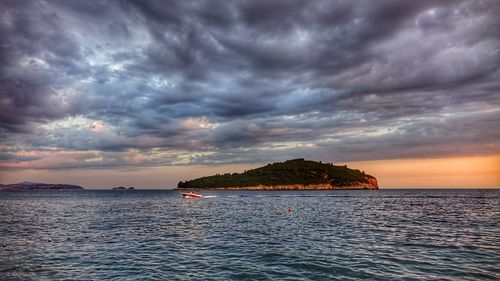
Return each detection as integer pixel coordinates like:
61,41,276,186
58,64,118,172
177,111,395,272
1,155,498,189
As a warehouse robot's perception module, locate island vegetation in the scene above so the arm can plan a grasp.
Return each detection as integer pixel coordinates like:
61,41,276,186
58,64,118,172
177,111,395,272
177,159,378,190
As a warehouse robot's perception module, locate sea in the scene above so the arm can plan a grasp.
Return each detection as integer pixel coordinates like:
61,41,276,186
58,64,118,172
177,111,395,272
0,189,498,280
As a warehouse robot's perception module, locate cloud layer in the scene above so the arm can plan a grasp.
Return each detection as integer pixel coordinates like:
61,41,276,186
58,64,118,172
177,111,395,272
1,0,499,170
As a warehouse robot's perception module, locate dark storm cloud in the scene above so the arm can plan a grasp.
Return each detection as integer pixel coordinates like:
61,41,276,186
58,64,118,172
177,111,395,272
0,0,499,169
0,0,88,133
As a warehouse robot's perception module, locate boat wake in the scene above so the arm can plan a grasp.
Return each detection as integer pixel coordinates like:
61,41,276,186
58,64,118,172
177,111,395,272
202,195,218,198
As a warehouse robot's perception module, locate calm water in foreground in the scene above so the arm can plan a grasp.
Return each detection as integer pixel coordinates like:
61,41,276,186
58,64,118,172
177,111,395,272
0,189,498,280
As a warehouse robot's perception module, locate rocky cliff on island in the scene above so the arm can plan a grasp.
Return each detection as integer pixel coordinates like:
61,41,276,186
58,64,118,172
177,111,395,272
177,159,378,190
0,181,84,191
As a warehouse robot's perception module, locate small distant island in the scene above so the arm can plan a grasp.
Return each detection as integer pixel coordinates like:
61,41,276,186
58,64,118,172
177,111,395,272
177,159,378,190
112,186,135,190
0,181,84,191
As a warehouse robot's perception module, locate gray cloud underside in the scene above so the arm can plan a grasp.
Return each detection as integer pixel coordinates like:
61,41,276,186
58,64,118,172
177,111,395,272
1,0,499,169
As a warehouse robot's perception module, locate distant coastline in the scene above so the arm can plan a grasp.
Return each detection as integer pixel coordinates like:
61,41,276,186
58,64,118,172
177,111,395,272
112,186,136,190
0,182,84,191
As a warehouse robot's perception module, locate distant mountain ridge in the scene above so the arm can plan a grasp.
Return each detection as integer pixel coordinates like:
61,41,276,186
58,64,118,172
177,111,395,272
177,159,378,190
0,182,84,191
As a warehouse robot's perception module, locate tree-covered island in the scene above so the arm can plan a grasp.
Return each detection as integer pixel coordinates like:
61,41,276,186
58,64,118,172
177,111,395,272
177,159,378,190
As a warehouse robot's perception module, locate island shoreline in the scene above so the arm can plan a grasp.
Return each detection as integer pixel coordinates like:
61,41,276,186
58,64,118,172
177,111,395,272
176,183,377,190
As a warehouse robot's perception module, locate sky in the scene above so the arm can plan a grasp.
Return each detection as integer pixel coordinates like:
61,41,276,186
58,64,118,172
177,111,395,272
0,0,499,188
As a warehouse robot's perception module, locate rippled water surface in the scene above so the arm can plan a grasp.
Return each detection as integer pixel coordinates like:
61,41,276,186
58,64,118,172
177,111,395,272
0,189,498,280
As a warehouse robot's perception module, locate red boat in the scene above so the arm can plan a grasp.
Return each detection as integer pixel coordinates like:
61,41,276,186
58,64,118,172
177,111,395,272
181,192,203,199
